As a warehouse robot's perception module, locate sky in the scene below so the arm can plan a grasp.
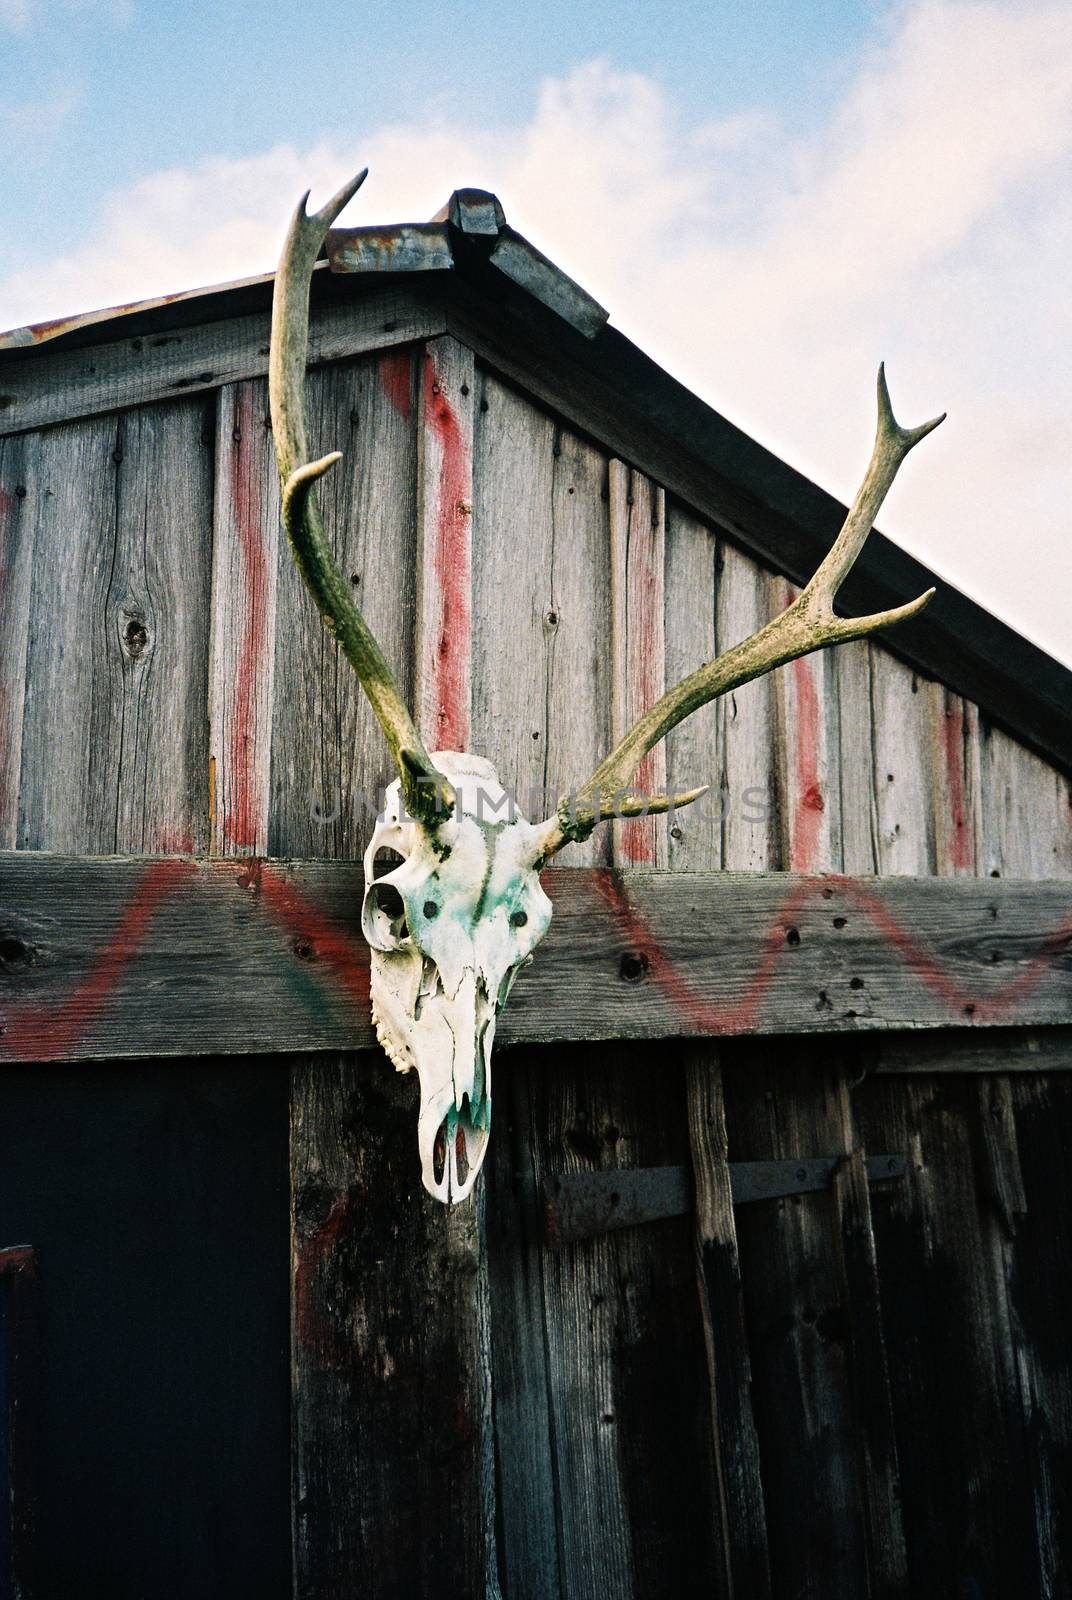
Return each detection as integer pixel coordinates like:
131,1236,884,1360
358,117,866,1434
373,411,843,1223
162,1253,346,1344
1,0,1069,666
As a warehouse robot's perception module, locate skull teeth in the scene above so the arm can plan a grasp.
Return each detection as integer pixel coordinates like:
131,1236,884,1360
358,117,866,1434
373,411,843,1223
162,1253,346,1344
371,998,413,1074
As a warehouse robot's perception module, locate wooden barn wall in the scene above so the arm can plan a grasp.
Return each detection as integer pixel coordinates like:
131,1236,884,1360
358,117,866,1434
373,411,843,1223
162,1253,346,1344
1,322,1071,1600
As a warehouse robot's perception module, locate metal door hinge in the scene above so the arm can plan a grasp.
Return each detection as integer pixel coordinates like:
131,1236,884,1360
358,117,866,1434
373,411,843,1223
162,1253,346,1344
542,1155,906,1246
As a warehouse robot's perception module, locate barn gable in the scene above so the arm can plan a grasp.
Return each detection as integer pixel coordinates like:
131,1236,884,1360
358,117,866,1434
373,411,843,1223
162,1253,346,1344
1,188,1070,1598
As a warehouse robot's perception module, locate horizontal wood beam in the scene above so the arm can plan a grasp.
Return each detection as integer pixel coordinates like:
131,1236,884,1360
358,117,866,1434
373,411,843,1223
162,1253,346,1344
0,280,445,437
0,854,1069,1064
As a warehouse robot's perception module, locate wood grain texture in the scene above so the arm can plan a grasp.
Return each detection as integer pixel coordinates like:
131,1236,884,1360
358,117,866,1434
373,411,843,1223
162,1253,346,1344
445,288,1072,780
291,1055,497,1600
0,286,444,437
2,858,1070,1062
685,1051,770,1599
835,639,879,876
609,461,666,867
17,404,213,855
209,380,280,857
854,1073,1044,1597
543,424,613,867
717,542,779,871
490,1045,724,1600
830,1148,908,1593
279,346,497,1599
471,368,556,814
663,501,721,871
868,648,935,878
980,720,1072,881
268,350,418,859
723,1044,870,1600
415,336,474,751
771,577,843,875
0,433,32,848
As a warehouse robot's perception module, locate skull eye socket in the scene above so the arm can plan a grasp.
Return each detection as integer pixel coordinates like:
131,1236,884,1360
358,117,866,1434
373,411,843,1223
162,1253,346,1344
373,848,405,878
511,909,528,928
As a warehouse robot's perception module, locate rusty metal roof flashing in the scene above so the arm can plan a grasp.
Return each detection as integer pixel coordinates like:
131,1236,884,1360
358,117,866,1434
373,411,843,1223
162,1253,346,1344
0,188,607,354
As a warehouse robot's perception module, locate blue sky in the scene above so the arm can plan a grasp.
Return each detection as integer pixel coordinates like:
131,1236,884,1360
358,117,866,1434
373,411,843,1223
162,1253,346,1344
0,0,876,282
2,0,1070,665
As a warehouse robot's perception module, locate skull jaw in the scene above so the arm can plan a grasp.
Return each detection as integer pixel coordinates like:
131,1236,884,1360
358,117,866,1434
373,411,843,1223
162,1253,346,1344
370,948,497,1203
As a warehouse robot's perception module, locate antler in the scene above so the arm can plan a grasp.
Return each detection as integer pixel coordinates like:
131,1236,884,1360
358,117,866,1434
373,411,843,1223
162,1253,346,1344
269,171,454,826
539,367,944,855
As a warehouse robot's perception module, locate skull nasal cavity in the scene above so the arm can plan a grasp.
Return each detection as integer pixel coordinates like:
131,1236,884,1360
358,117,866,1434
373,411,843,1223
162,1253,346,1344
371,882,406,924
373,848,405,879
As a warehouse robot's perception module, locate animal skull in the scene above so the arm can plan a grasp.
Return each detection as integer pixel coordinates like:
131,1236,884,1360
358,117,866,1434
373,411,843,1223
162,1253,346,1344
362,752,553,1202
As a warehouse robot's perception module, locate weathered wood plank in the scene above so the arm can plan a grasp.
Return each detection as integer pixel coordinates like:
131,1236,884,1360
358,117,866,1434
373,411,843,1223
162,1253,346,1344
113,400,214,854
209,380,280,857
485,1062,562,1600
2,858,1070,1062
496,1044,724,1599
0,286,445,437
609,461,666,867
415,336,475,750
980,720,1072,881
473,379,622,1598
929,686,984,878
471,369,555,809
855,1073,1043,1596
663,501,721,871
771,578,843,875
874,1024,1072,1074
869,649,935,877
0,1244,38,1598
0,434,32,848
717,543,779,871
685,1051,770,1599
282,343,497,1600
268,351,418,859
1006,1074,1072,1591
830,1148,908,1592
16,417,122,852
835,638,879,875
290,1055,497,1600
17,404,213,855
722,1044,869,1599
543,425,613,867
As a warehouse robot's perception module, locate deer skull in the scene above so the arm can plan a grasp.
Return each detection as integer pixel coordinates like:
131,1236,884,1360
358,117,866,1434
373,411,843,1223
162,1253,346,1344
362,752,552,1202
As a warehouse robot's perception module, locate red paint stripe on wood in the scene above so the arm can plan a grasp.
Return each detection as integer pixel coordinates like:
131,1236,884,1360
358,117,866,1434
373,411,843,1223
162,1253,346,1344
591,869,1072,1033
294,1192,351,1365
790,654,825,872
618,480,663,866
1,859,194,1059
225,385,270,852
422,351,471,750
941,703,973,871
257,861,371,1006
377,350,412,420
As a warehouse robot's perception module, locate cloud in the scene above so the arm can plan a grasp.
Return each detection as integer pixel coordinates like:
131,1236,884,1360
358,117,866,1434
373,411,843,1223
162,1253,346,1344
1,1,1069,663
0,74,82,141
0,0,130,26
0,0,31,27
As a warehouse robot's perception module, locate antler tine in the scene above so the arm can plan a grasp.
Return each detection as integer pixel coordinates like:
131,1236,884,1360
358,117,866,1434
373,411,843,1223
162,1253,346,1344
269,171,454,826
538,367,944,857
